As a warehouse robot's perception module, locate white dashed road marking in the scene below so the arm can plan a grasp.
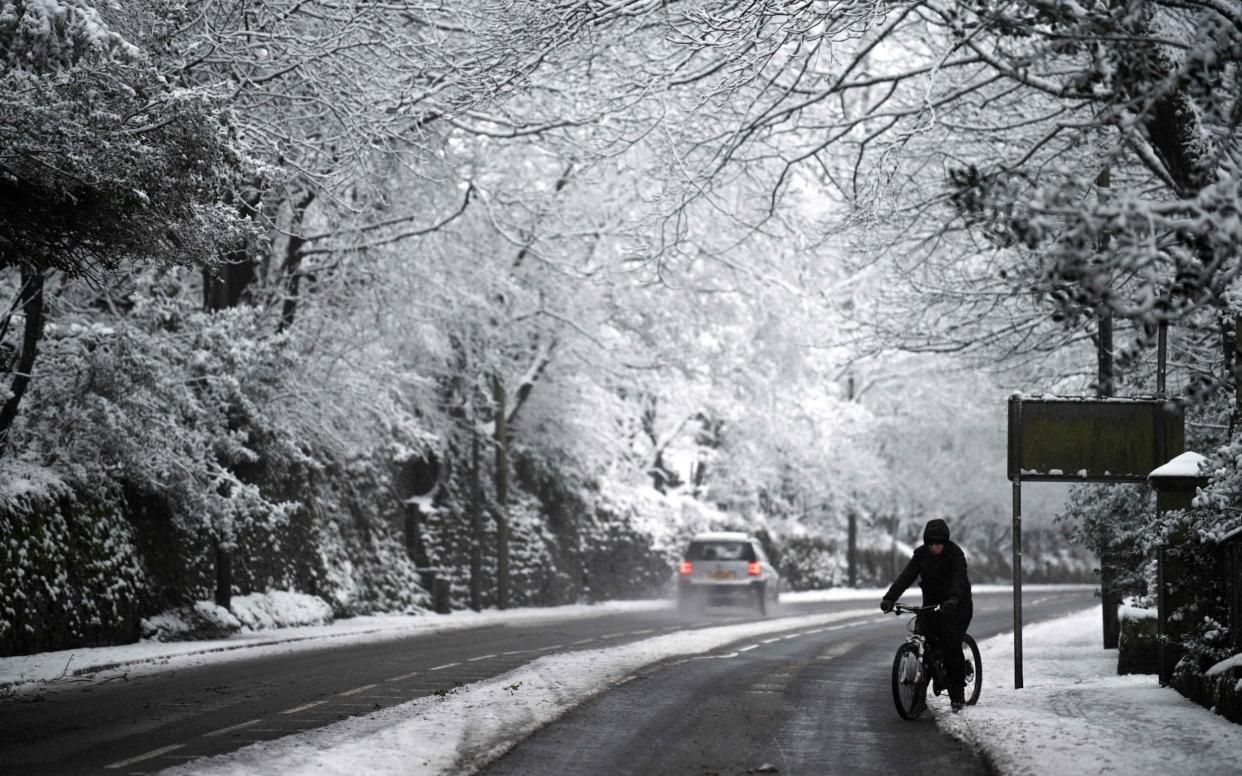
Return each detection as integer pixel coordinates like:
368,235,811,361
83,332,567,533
280,700,328,714
338,684,377,696
468,654,498,662
104,745,185,770
202,719,261,738
429,662,461,671
387,671,419,682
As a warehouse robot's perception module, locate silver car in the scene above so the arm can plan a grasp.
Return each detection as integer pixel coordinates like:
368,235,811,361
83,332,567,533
676,531,780,615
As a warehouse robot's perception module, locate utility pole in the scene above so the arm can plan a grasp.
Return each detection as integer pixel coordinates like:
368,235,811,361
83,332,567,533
493,374,510,610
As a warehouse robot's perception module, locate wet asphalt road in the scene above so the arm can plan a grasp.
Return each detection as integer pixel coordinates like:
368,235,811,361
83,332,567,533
0,588,1095,775
483,589,1097,776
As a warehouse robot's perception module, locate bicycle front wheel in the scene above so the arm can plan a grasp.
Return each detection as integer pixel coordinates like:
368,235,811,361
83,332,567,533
891,642,927,720
962,634,982,705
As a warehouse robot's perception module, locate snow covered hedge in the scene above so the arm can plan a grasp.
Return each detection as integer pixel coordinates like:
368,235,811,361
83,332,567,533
0,466,145,656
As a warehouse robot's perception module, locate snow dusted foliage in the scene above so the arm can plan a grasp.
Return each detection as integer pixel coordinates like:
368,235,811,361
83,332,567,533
0,0,137,70
0,464,145,656
1058,484,1156,604
0,0,242,277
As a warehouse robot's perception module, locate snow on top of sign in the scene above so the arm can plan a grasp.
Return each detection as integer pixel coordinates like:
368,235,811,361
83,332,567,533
1148,451,1207,479
1009,392,1174,404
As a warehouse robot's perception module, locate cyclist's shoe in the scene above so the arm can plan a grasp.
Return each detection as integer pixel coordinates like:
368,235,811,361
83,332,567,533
932,676,943,696
949,684,965,711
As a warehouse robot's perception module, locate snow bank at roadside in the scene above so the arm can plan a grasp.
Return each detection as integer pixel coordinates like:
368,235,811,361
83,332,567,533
780,583,1094,604
935,606,1242,776
162,608,878,776
140,592,336,642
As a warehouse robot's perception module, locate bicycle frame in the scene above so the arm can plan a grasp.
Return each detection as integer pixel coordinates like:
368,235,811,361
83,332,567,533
888,600,981,718
892,603,945,687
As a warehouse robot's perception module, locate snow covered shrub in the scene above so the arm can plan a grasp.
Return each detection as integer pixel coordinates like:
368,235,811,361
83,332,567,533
1058,483,1155,604
2,275,436,638
140,600,241,642
777,536,842,590
0,464,145,656
224,591,333,631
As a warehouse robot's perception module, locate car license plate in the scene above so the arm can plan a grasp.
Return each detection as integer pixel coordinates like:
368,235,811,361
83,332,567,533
708,570,735,580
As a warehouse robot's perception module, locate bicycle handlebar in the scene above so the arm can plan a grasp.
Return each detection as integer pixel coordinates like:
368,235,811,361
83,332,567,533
890,602,940,614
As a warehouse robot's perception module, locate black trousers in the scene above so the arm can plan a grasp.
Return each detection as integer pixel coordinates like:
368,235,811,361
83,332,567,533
917,600,973,685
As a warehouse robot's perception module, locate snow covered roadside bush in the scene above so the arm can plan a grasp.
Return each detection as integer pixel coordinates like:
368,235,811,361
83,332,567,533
140,592,334,641
1143,435,1242,721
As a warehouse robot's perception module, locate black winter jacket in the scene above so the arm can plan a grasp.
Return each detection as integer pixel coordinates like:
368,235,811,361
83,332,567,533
884,541,972,607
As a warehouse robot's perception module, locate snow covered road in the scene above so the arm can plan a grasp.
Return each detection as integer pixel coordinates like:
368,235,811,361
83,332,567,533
151,589,1092,775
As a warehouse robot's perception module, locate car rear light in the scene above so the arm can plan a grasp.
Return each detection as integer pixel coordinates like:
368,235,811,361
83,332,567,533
748,561,761,576
679,560,693,576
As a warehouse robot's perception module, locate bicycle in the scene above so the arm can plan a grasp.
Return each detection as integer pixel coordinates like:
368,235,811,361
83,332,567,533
887,602,982,720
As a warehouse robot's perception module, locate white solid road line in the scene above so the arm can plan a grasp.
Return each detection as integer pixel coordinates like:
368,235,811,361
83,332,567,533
280,700,328,714
202,719,262,738
103,744,185,770
429,662,461,671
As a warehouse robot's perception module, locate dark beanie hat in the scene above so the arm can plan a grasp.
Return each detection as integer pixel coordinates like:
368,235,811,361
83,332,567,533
924,518,950,544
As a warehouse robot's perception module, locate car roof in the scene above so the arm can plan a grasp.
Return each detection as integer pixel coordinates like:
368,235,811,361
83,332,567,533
689,531,753,542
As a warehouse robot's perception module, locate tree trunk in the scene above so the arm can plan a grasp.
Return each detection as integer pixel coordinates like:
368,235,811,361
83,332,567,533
470,429,484,612
0,268,45,459
213,535,233,609
1097,308,1122,649
847,511,858,587
278,191,315,333
493,374,510,610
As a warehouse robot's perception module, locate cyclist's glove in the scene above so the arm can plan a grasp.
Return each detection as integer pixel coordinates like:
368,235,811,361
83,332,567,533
880,598,894,613
940,597,958,615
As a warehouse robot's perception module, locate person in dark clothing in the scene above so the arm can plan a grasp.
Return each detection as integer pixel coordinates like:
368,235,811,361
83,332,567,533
880,518,973,709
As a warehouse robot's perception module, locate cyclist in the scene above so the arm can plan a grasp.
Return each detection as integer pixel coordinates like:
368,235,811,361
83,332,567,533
880,518,973,710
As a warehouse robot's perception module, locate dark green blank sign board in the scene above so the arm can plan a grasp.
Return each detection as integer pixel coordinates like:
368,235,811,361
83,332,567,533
1007,396,1184,483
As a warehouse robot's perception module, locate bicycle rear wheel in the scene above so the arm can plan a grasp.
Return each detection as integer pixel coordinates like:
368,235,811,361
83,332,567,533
891,642,927,720
961,634,982,706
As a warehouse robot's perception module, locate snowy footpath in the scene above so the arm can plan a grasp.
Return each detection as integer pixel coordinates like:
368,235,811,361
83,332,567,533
936,606,1242,776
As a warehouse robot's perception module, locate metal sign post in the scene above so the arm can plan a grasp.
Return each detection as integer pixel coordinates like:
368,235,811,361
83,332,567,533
1009,397,1024,690
1012,475,1023,689
1007,393,1184,690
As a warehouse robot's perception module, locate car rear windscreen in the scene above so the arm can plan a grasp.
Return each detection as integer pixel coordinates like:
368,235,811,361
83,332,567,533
686,541,756,561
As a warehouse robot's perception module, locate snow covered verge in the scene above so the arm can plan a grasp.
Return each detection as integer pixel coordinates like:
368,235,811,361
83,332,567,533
161,608,877,776
0,599,672,695
935,606,1242,776
140,592,336,641
780,583,1096,605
